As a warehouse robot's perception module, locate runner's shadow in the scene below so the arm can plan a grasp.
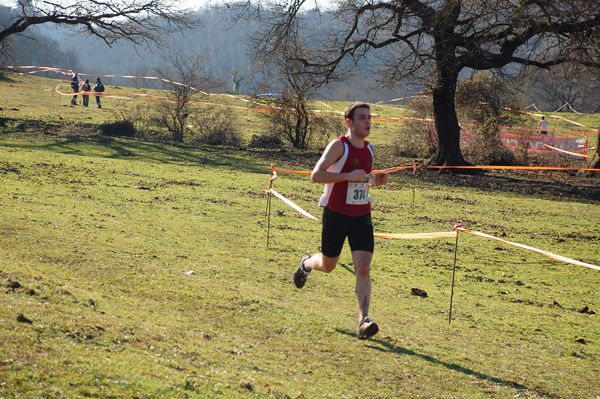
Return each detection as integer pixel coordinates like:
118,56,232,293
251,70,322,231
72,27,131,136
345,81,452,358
338,262,355,275
335,329,562,398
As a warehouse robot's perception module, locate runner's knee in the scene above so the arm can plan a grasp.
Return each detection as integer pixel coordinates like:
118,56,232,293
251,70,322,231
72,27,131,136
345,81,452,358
354,261,370,278
321,256,338,273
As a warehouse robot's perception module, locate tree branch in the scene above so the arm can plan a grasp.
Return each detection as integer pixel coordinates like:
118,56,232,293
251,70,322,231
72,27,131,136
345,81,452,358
0,0,196,47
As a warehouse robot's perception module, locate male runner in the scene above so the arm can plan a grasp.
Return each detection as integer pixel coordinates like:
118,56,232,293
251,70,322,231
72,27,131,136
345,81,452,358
294,102,388,340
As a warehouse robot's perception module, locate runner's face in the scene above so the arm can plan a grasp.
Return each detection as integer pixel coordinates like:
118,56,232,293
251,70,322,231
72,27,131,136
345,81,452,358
349,107,371,138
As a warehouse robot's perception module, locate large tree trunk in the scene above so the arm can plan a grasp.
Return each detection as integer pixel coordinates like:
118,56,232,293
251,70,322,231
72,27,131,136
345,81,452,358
431,68,468,166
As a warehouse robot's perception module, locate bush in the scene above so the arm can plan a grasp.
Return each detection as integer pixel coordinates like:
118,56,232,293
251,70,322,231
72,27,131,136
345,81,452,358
393,124,435,158
392,95,436,158
308,116,345,150
117,103,155,139
249,133,284,149
462,126,518,166
194,127,242,146
99,120,136,137
456,73,526,166
186,108,242,147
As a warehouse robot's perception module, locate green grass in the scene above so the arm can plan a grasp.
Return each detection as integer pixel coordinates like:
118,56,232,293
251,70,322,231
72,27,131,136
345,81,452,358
1,130,599,398
1,72,600,398
3,71,597,149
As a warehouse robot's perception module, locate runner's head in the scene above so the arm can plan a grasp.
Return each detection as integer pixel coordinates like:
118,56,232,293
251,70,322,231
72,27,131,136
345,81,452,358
345,102,370,123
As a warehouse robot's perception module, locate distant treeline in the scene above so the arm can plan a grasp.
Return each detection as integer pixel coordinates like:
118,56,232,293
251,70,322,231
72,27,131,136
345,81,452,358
2,4,599,111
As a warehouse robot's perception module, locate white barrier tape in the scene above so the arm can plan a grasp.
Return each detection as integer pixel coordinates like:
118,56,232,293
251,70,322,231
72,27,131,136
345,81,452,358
458,228,600,272
266,189,319,221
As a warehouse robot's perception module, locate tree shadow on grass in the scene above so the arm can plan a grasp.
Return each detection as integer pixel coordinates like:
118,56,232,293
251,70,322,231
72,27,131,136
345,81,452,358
0,74,20,83
335,328,562,399
407,168,600,203
0,134,279,175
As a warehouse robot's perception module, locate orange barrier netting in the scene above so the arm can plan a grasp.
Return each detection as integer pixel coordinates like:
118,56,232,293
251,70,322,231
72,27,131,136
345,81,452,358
274,164,600,174
15,68,596,151
501,125,596,136
376,227,599,271
500,131,588,146
376,228,599,271
374,232,457,239
272,169,312,175
420,165,600,172
6,65,599,137
272,166,418,175
501,145,583,156
0,80,53,92
4,66,275,110
53,83,276,112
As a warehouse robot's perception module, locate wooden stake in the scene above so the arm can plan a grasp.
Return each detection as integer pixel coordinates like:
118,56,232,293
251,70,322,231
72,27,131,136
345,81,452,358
266,189,272,247
412,164,417,211
449,227,460,323
265,164,276,248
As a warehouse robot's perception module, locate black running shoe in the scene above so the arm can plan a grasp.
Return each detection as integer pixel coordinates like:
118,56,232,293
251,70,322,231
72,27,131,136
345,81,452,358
294,253,311,288
358,317,379,340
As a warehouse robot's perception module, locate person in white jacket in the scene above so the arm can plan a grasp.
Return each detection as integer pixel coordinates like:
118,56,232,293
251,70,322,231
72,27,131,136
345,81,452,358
538,116,548,135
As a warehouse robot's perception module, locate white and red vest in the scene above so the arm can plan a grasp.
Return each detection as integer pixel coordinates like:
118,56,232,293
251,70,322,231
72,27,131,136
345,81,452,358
318,135,374,217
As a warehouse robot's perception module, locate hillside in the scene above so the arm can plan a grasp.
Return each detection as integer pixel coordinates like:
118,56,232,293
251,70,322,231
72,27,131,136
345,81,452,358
1,69,600,398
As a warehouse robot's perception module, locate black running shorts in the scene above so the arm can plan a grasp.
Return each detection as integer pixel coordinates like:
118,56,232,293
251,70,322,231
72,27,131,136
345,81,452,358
321,207,374,258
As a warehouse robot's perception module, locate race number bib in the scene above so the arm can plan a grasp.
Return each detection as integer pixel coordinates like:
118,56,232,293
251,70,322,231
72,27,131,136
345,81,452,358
346,182,373,205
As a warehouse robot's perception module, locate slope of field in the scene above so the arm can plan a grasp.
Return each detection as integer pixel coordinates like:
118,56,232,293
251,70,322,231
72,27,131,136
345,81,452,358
1,71,600,398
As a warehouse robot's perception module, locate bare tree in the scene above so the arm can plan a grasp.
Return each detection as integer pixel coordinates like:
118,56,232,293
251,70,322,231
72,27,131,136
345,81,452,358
153,50,224,143
0,0,195,58
231,69,245,94
251,19,338,149
0,24,68,70
523,65,589,111
244,0,600,166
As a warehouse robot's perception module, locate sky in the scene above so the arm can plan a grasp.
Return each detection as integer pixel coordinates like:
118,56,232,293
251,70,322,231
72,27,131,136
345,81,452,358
0,0,324,10
0,0,217,9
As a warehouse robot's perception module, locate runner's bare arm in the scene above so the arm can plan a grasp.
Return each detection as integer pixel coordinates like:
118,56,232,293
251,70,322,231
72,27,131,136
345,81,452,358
369,173,388,186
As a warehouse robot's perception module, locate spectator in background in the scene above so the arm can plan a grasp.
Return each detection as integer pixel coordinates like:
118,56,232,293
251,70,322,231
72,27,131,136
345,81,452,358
81,79,91,107
94,78,105,109
70,73,80,105
538,116,548,135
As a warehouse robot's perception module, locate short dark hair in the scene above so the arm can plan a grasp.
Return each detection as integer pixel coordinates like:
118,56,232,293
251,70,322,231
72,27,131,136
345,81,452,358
344,102,370,122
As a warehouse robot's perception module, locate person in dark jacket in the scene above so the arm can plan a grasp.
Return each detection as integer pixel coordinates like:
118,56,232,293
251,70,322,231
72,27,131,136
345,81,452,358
94,78,105,109
70,73,80,105
81,79,91,107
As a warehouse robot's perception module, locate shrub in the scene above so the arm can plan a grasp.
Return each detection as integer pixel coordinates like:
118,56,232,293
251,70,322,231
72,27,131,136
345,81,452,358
117,103,155,139
456,73,526,166
393,124,435,159
308,116,345,150
462,125,518,166
249,133,284,149
186,108,242,147
99,120,136,137
393,95,436,158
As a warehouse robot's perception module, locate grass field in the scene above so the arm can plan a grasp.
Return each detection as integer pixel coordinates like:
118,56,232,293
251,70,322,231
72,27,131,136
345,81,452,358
1,71,600,398
1,71,598,146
